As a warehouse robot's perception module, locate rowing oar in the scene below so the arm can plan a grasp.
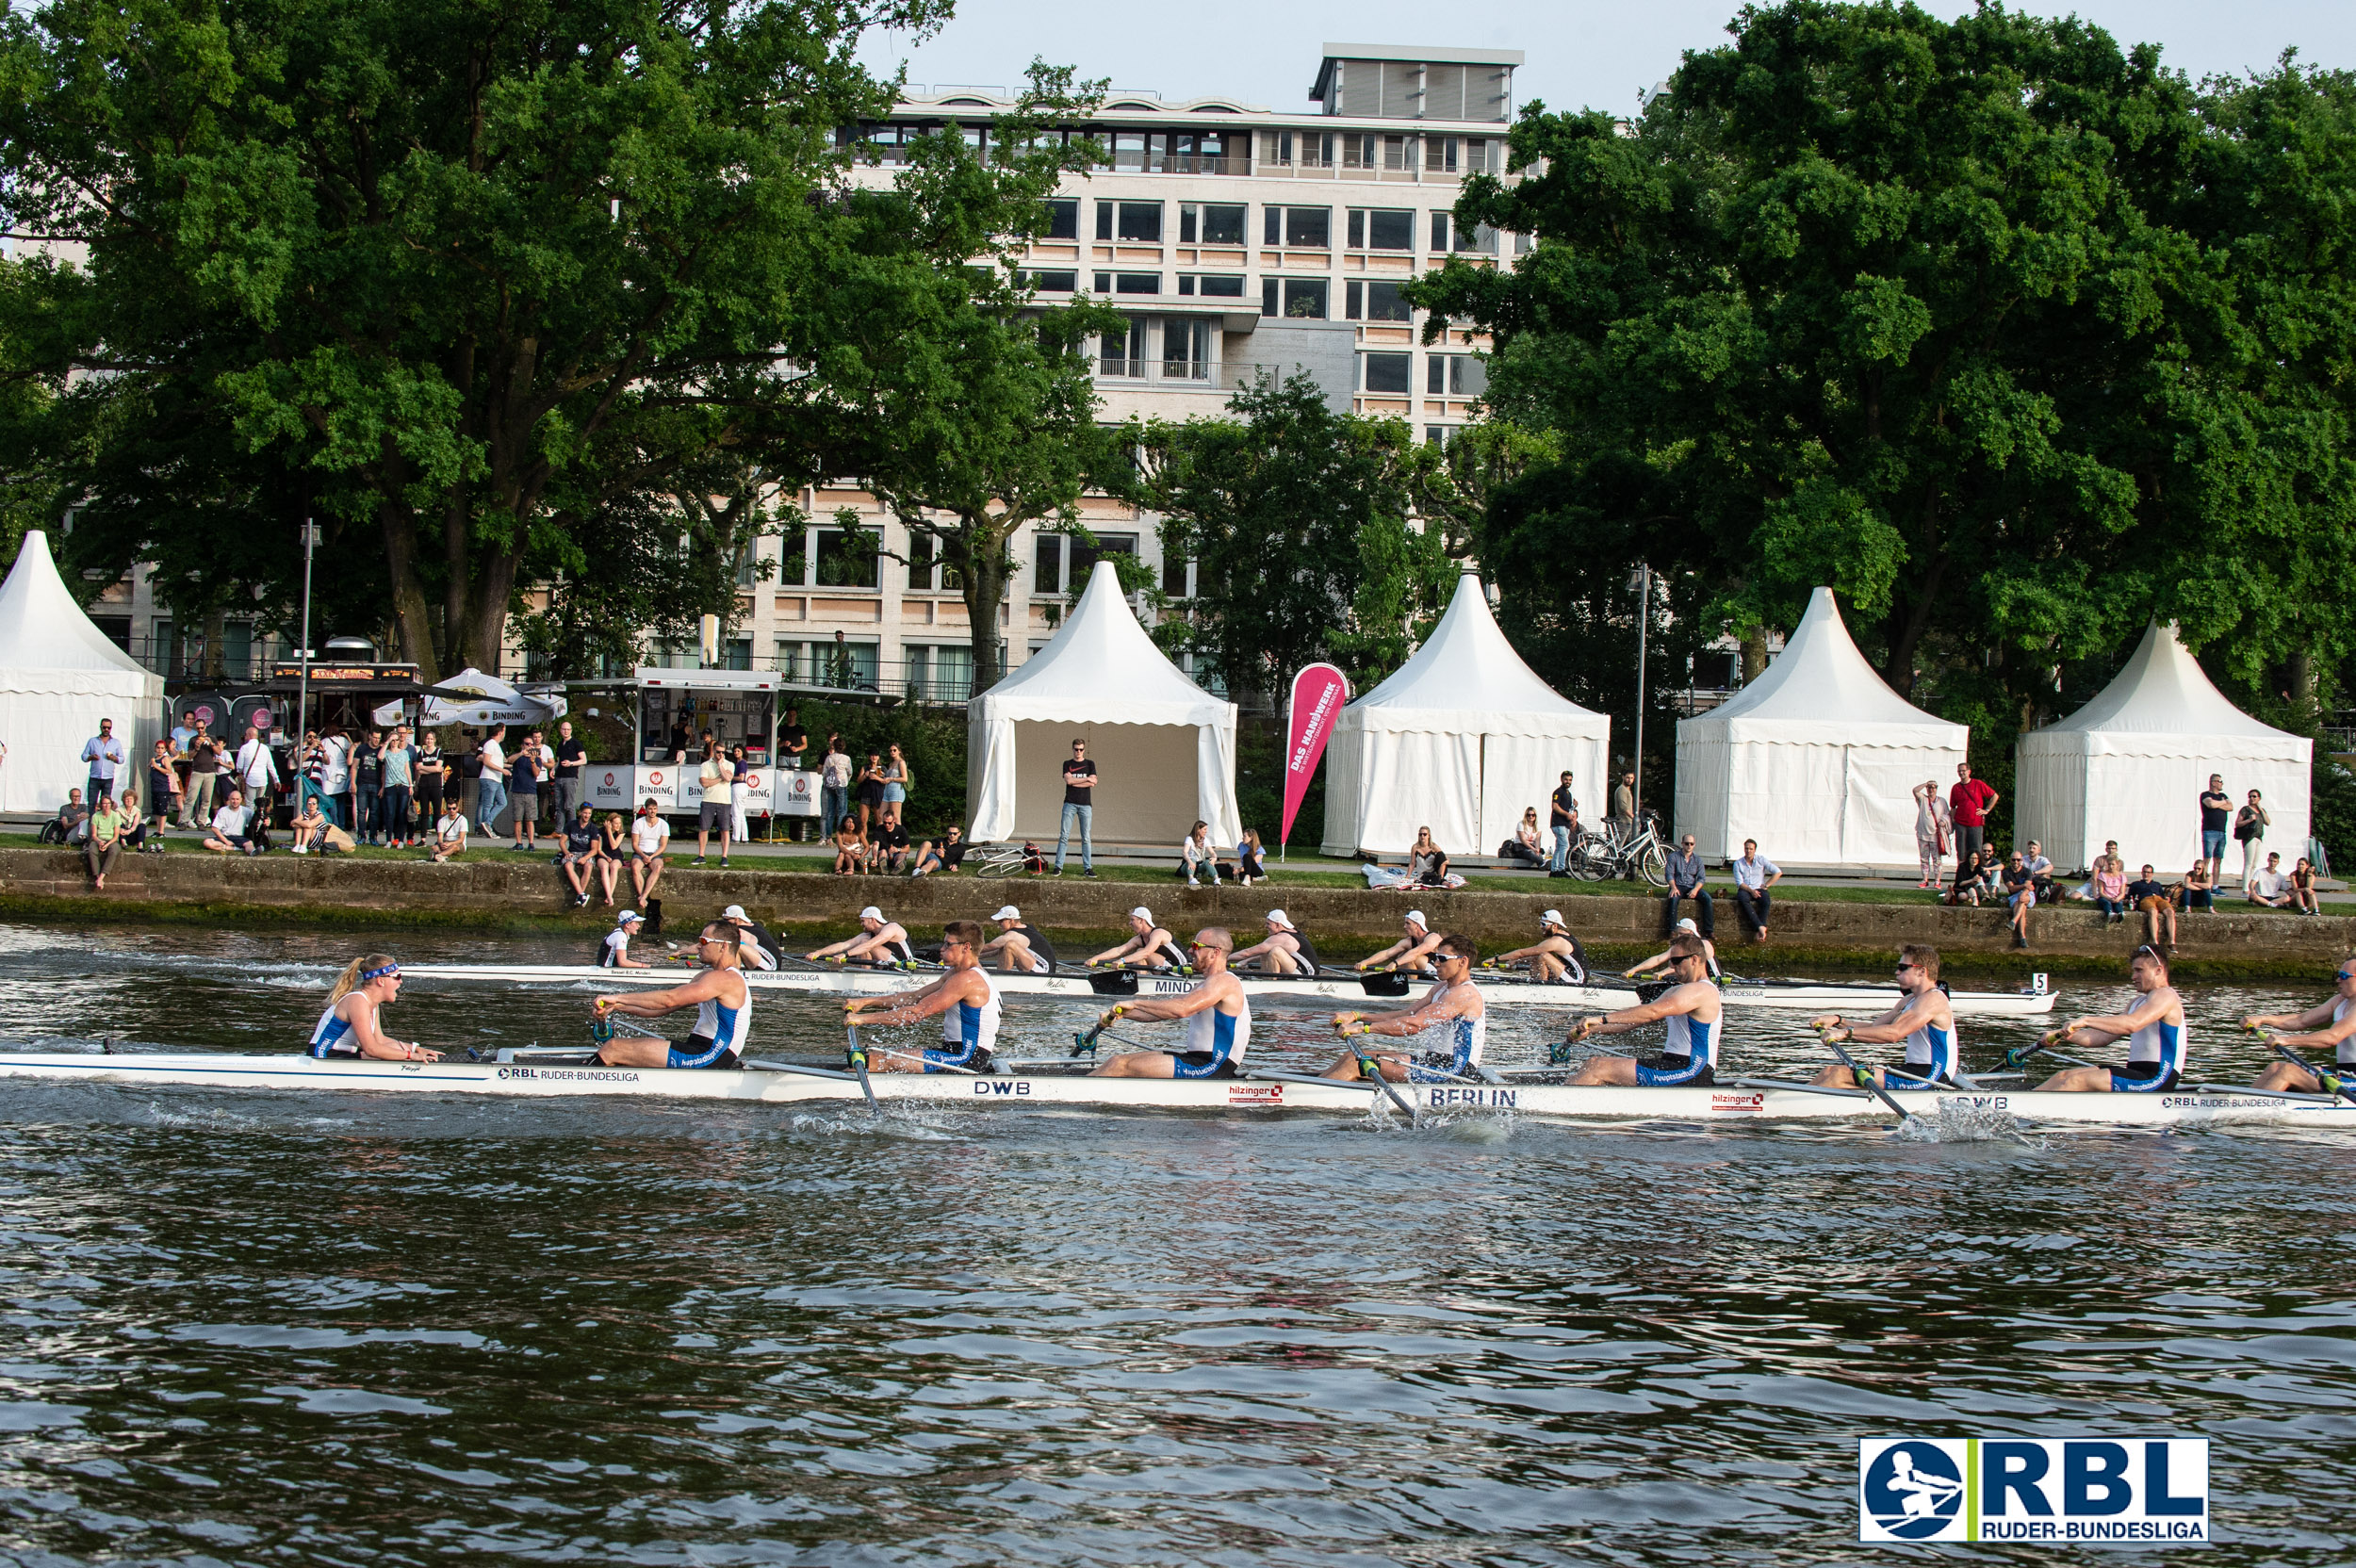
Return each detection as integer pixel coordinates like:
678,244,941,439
1072,1004,1128,1059
1334,1023,1421,1126
2273,1042,2356,1103
1811,1024,1916,1127
843,1024,880,1112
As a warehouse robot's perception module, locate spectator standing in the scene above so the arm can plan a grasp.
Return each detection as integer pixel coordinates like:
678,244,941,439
1948,763,1997,864
293,731,325,818
779,709,808,769
80,719,124,807
881,743,912,830
1731,839,1782,940
180,722,221,828
2247,852,2294,908
2198,775,2232,884
2291,857,2321,916
1663,833,1714,938
1056,738,1097,876
728,744,753,846
413,734,448,846
352,728,384,845
84,792,124,890
1910,780,1952,889
2125,863,2175,950
511,730,546,853
854,750,885,834
695,741,734,865
233,726,280,827
1612,770,1635,827
379,727,416,847
2233,789,2271,889
147,739,182,835
475,724,511,843
319,727,352,830
818,735,852,841
552,721,587,824
1547,771,1579,877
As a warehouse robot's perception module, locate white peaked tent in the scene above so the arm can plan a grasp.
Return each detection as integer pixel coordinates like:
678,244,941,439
2018,620,2311,874
1675,586,1968,868
968,560,1241,845
1321,569,1610,857
0,530,166,811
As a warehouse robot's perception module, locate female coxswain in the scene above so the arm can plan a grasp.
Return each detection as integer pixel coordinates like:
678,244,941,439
309,956,442,1062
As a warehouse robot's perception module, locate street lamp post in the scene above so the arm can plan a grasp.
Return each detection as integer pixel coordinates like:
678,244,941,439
1630,561,1650,825
297,518,321,737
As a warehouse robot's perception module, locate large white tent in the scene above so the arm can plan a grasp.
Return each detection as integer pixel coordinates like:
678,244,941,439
1675,586,1968,869
1321,569,1610,858
967,560,1241,846
0,530,166,812
2018,620,2312,874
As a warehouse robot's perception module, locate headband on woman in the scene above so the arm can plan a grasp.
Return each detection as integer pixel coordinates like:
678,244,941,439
361,962,401,983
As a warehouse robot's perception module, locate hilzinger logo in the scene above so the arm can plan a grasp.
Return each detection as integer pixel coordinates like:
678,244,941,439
1858,1438,2208,1544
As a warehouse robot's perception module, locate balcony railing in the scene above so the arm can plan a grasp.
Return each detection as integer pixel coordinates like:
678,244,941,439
1095,358,1239,389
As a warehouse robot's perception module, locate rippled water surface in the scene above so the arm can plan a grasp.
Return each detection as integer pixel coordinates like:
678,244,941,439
0,921,2352,1564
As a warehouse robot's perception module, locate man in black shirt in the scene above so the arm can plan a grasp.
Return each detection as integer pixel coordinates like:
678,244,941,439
553,720,587,823
560,803,602,907
1055,738,1098,877
1547,771,1579,877
2124,862,2176,951
2198,774,2231,884
878,818,912,873
779,709,808,768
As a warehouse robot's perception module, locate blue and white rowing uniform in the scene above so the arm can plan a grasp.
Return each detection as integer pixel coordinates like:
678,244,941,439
1888,1017,1958,1089
1409,998,1486,1082
2335,998,2354,1070
671,979,750,1070
1171,993,1252,1079
308,1001,360,1058
924,970,1001,1072
2109,1009,2184,1092
1635,1008,1718,1086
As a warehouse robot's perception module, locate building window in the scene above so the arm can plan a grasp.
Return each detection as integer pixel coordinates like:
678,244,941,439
1093,270,1110,292
1273,278,1327,318
1466,138,1491,172
787,638,878,690
1457,222,1497,254
1094,201,1114,239
1113,272,1160,294
1043,198,1079,239
1340,133,1377,169
1115,201,1163,241
1035,533,1063,594
1383,134,1410,171
1180,203,1247,245
1431,211,1450,252
1163,318,1211,380
1179,273,1244,297
1162,552,1191,597
1425,425,1448,447
1346,280,1412,321
724,636,753,672
1100,317,1149,375
908,533,963,592
1361,352,1412,394
1263,205,1332,249
814,529,878,589
909,644,974,702
1427,355,1488,396
1071,531,1138,585
1425,137,1458,173
1022,270,1077,292
1347,208,1415,252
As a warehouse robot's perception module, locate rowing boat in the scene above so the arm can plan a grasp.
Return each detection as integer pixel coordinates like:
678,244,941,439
397,963,2059,1017
0,1050,2308,1126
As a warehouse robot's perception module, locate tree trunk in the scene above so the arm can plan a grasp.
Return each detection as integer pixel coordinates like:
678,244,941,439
2287,647,2316,723
379,492,440,683
1740,625,1769,683
200,605,228,684
959,518,1009,694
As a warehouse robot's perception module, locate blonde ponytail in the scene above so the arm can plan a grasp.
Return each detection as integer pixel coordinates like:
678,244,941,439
328,953,399,1005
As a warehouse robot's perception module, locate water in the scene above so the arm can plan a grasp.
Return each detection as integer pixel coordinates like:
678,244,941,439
0,921,2352,1563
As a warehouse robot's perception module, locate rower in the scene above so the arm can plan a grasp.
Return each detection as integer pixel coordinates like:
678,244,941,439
587,922,751,1069
2244,957,2356,1093
308,955,442,1062
1230,909,1321,976
2035,945,2186,1092
1628,919,1722,980
842,921,1002,1072
597,909,650,970
1808,943,1956,1089
1354,910,1443,976
976,905,1058,973
1324,933,1485,1083
719,903,781,972
1088,906,1187,971
1089,928,1251,1079
1489,909,1588,984
1561,935,1721,1086
807,906,914,967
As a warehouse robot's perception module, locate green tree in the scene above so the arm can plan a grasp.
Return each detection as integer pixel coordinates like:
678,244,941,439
1133,372,1455,700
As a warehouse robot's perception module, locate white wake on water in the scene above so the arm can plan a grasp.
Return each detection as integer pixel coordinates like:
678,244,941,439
1894,1102,2041,1147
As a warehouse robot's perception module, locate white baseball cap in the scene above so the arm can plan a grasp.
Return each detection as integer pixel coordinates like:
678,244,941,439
991,905,1022,921
1267,909,1296,930
1130,906,1153,922
1676,917,1699,934
722,904,749,921
616,909,642,925
1405,909,1428,928
1540,909,1564,927
859,906,884,922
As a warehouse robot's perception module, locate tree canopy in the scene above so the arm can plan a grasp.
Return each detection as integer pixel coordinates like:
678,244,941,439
1415,0,2356,763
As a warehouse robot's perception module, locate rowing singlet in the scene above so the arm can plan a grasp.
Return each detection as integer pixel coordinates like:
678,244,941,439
683,980,750,1063
1409,992,1486,1082
926,970,1001,1070
308,1000,360,1058
1664,1009,1718,1067
2337,998,2353,1067
2111,1004,2185,1093
597,930,630,968
1902,1019,1957,1079
1171,992,1251,1079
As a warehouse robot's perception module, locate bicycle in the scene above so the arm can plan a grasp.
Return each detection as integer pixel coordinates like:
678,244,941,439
1567,811,1670,888
973,841,1050,879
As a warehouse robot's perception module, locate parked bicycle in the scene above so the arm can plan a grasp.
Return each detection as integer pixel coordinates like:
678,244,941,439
1567,811,1669,887
973,841,1051,878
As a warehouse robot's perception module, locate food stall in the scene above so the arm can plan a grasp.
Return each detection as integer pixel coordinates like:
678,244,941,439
581,667,817,827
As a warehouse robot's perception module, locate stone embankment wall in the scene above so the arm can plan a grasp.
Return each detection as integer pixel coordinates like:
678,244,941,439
2,849,2349,973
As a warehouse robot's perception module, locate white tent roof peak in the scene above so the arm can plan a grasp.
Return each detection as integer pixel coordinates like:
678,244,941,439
0,530,151,677
1349,568,1606,735
1692,585,1959,739
982,559,1228,725
2037,620,2300,742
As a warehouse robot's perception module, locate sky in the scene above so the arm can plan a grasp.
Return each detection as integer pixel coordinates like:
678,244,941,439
856,1,2356,119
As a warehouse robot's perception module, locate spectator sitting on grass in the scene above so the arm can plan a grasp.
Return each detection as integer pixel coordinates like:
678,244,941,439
115,788,152,856
876,818,911,874
1946,844,1994,907
2126,862,2175,951
1179,821,1221,887
2090,855,2128,923
1235,828,1268,885
908,825,964,877
2002,851,2037,949
2181,858,2217,912
84,792,124,890
2022,841,2056,902
2246,851,2294,908
427,797,469,863
44,788,89,845
202,788,264,856
831,819,866,874
289,795,344,855
2292,856,2321,916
